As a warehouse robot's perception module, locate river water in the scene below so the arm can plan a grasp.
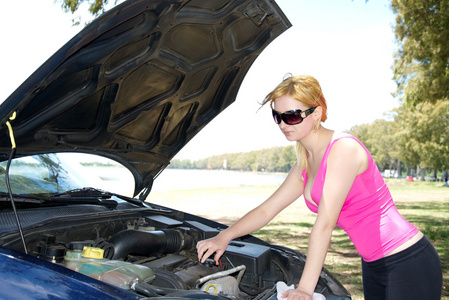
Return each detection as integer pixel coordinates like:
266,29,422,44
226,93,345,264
92,167,287,195
152,169,287,192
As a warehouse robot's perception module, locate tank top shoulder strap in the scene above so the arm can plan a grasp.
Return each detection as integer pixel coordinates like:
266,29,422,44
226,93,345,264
321,132,351,165
320,131,373,176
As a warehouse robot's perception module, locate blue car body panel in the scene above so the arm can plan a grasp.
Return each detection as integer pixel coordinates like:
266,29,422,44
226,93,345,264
0,245,139,300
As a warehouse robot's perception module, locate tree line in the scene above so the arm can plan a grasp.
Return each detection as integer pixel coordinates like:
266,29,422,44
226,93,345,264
169,146,297,173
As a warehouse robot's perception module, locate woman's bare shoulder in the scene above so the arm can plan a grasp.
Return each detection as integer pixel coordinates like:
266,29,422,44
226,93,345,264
328,137,368,173
331,136,364,152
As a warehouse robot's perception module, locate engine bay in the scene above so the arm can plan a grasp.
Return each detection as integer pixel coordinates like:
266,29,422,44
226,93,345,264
0,203,310,299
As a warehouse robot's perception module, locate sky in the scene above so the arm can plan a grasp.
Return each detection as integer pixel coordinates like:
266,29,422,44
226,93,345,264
0,0,398,161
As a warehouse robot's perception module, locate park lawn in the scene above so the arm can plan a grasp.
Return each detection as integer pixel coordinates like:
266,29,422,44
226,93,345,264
149,179,449,300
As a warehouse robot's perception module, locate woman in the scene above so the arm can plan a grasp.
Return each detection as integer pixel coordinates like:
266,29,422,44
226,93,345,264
196,75,442,300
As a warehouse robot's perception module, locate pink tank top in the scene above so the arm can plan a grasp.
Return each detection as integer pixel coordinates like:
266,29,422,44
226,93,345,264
302,132,418,262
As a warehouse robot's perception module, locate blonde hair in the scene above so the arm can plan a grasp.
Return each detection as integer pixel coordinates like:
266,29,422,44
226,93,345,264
261,74,328,172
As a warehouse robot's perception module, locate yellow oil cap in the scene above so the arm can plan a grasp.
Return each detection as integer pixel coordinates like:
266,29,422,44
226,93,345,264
205,284,217,294
82,246,104,259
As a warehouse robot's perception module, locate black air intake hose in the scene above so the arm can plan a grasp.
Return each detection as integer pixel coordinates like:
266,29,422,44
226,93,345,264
109,229,193,260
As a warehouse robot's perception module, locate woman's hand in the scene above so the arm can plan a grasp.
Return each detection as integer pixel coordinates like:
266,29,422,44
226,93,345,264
281,286,313,300
196,231,231,264
196,163,304,266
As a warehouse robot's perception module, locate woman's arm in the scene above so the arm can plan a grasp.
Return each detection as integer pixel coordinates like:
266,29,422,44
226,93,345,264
197,163,304,264
288,138,368,298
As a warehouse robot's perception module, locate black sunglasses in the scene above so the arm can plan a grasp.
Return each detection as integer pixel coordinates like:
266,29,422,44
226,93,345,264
272,107,316,125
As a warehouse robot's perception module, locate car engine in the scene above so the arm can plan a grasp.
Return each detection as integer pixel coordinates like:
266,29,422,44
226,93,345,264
0,201,350,299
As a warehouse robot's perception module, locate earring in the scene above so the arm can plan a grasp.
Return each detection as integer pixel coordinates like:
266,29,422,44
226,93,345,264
313,122,320,131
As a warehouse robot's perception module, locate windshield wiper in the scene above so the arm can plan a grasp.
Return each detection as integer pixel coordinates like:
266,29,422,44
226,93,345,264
0,189,118,209
0,187,145,209
56,187,146,207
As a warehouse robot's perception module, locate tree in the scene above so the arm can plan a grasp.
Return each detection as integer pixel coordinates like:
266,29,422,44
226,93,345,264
391,0,449,106
278,146,296,173
57,0,120,25
395,100,449,177
349,120,402,173
367,120,401,171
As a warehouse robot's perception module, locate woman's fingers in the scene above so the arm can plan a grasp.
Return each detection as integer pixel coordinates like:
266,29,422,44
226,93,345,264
196,239,226,264
197,240,215,262
213,249,225,265
200,248,213,263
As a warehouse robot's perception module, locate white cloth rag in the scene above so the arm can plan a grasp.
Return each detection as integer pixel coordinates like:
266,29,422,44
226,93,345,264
276,282,326,300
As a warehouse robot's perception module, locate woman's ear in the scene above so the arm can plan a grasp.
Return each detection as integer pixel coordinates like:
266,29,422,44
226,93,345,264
313,106,323,122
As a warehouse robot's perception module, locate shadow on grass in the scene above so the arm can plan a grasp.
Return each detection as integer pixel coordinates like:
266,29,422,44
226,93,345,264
396,201,449,213
329,229,359,258
396,202,449,298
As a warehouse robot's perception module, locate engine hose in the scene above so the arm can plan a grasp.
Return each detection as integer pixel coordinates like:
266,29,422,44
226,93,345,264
195,265,246,289
129,279,160,297
130,279,182,296
109,229,193,260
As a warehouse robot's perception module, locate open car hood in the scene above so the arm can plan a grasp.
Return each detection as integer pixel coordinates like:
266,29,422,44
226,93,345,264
0,0,290,198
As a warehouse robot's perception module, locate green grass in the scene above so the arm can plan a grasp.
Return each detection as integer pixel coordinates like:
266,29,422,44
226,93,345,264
149,179,449,300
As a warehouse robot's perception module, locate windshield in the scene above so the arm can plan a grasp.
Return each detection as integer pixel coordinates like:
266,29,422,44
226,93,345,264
0,153,134,196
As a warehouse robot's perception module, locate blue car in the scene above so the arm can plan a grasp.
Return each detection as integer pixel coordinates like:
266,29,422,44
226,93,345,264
0,0,350,299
